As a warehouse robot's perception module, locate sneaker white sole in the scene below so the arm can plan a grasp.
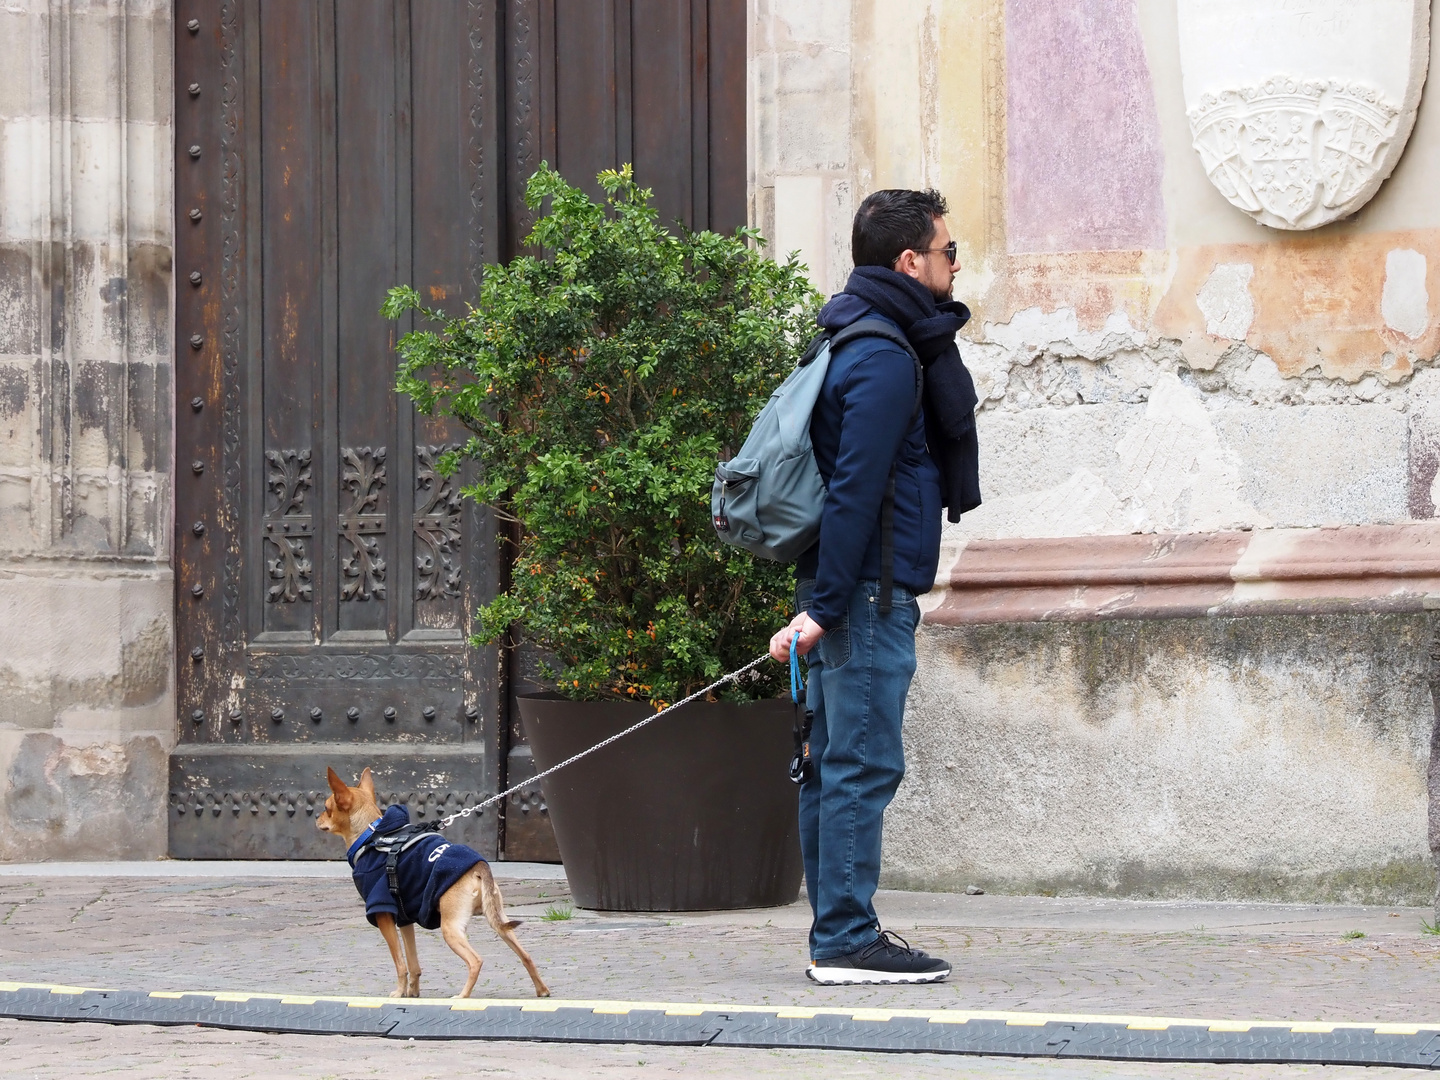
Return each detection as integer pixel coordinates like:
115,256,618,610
806,965,950,985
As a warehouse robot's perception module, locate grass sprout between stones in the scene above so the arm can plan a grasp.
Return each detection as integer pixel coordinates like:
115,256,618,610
543,903,575,922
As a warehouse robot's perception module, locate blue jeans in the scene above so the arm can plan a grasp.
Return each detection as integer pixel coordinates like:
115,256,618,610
795,578,920,960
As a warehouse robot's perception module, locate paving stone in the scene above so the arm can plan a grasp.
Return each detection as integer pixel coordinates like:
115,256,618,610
1,874,1437,1078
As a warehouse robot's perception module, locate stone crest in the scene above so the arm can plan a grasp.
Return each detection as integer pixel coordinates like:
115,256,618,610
1178,0,1431,230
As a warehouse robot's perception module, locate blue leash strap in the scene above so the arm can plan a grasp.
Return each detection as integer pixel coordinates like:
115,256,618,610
788,631,814,785
790,631,802,703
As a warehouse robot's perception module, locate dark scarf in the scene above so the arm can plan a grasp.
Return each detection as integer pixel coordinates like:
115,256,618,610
818,266,981,522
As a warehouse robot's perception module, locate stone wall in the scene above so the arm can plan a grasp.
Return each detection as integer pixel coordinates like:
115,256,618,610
752,0,1440,901
0,1,174,860
896,612,1433,904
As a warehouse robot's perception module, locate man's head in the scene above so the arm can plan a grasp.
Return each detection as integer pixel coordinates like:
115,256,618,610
852,188,957,300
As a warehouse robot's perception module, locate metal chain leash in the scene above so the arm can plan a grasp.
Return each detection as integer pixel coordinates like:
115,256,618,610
433,653,774,831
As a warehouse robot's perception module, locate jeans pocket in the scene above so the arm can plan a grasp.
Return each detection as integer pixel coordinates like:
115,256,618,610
817,614,851,670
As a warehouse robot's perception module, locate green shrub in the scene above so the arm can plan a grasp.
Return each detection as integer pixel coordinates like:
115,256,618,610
385,164,820,707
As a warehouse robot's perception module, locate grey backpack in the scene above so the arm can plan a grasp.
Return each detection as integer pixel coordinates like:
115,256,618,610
711,318,921,569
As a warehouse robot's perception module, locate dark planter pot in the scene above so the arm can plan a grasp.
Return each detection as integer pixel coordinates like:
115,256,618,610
517,694,804,911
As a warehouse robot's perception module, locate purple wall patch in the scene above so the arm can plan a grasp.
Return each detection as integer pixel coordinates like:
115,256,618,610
1005,0,1167,253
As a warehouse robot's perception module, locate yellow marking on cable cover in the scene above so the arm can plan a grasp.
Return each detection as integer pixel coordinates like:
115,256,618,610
7,986,1440,1038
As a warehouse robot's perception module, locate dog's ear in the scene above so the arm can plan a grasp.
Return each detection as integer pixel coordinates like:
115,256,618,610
358,767,375,796
326,767,354,810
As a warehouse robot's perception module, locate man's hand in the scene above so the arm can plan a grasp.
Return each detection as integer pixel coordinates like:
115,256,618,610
769,613,825,662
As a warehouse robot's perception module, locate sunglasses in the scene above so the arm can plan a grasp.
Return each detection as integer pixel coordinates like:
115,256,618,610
916,241,958,264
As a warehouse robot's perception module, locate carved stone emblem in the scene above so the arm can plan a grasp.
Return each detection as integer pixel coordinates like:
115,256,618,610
1178,0,1430,230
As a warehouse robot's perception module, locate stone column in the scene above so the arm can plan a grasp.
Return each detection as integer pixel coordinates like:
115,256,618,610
0,1,174,859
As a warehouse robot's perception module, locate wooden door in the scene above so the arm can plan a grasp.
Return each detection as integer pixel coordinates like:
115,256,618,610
497,0,747,859
172,0,746,860
171,0,502,858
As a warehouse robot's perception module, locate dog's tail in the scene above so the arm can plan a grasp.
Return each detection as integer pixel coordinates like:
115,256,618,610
476,863,524,936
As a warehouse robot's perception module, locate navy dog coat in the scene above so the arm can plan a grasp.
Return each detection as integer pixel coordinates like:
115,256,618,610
346,805,485,930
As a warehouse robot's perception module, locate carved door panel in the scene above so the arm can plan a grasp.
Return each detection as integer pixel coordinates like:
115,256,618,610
494,0,747,859
172,0,503,858
173,0,747,860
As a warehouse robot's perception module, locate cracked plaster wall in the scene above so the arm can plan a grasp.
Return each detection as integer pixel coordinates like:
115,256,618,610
753,0,1440,899
753,0,1440,544
0,1,174,861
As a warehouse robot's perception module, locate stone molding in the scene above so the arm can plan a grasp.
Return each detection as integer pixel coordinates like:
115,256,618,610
925,523,1440,625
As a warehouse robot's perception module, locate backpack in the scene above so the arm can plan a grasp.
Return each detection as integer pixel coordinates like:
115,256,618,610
711,318,922,609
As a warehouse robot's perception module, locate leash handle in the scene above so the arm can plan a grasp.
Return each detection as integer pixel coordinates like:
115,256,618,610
788,631,814,786
790,631,802,703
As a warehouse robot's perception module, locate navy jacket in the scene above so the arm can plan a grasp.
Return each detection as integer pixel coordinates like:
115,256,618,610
347,805,485,930
796,310,944,631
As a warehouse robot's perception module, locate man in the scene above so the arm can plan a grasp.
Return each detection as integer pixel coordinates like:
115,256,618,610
768,188,980,985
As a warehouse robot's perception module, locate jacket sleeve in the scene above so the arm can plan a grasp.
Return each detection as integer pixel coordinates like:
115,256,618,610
807,345,916,631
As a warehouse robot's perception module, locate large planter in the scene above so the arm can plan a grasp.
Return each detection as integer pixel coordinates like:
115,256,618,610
517,694,804,911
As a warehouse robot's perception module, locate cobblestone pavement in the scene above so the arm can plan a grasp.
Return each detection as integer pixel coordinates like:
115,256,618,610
1,869,1438,1078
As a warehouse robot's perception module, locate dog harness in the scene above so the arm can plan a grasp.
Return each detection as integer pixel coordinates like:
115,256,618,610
347,805,485,929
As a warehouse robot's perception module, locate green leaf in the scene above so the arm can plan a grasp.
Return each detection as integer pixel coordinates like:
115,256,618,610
388,163,821,704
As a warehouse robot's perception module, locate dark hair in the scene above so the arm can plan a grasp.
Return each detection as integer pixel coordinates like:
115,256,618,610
851,189,949,267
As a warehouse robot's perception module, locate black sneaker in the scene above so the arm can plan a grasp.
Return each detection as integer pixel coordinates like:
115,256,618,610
806,929,951,985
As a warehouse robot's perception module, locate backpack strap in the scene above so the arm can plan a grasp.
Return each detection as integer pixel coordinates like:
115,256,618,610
826,318,924,616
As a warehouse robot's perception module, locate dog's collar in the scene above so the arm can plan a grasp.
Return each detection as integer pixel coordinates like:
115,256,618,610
346,817,384,865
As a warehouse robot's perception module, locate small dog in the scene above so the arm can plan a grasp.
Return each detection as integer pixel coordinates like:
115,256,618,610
317,767,550,998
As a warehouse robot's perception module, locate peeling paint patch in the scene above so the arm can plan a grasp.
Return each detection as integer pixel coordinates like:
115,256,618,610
1383,249,1430,341
991,250,1171,333
984,305,1147,361
1155,229,1440,382
1196,263,1254,341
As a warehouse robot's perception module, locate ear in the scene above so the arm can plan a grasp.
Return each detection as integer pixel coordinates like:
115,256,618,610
326,767,354,810
892,248,924,281
358,767,375,795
